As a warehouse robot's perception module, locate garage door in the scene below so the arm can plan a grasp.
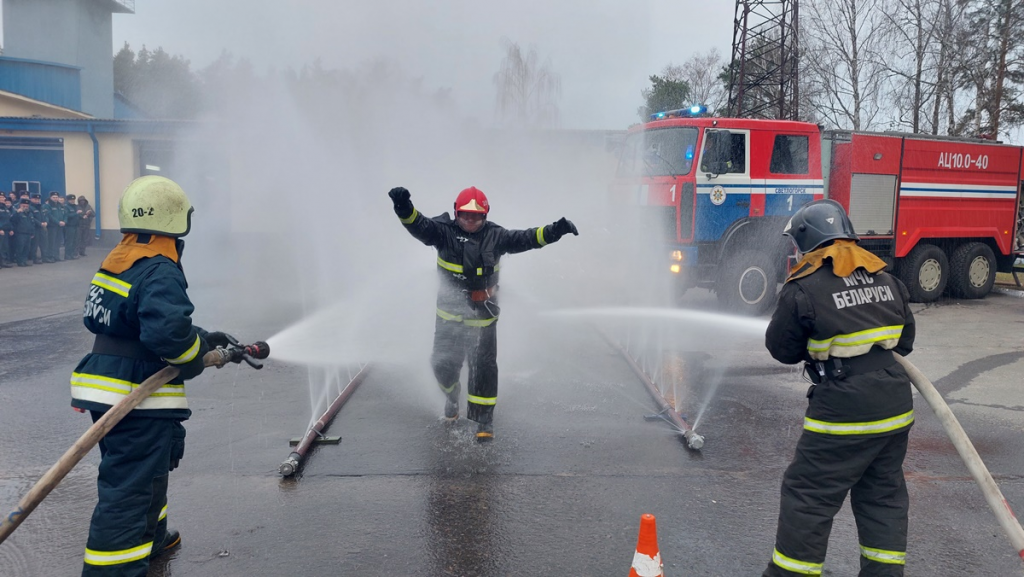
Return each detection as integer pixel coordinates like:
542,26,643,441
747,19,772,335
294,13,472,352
0,137,66,194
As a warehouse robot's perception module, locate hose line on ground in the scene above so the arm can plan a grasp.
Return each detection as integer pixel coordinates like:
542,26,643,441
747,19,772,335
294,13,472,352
895,353,1024,562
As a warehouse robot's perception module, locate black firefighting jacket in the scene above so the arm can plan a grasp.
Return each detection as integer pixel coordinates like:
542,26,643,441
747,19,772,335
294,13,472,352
398,207,559,325
766,262,916,436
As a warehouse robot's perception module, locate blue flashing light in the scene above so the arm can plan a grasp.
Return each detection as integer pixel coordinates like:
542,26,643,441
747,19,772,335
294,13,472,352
649,104,708,121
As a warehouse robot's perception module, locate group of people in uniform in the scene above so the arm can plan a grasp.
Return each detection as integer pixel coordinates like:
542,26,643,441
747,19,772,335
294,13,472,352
0,190,95,268
64,172,914,576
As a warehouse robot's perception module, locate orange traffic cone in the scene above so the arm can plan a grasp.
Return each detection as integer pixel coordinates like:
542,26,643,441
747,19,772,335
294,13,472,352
629,513,664,577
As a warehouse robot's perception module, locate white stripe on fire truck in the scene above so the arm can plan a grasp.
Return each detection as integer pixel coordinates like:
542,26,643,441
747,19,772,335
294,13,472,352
695,182,823,193
899,182,1017,198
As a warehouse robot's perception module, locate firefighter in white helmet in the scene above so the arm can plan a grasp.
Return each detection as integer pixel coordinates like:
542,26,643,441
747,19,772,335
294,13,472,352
71,176,234,576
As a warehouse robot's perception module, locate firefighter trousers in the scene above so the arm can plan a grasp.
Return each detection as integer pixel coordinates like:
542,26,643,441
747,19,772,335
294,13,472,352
83,412,186,577
764,429,909,577
431,315,498,424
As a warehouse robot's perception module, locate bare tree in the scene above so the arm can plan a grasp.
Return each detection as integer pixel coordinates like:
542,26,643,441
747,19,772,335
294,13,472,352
801,0,892,130
877,0,943,132
680,49,729,113
493,38,562,129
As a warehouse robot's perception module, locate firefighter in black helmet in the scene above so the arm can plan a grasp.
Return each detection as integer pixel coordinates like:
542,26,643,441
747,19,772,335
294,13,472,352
762,199,917,577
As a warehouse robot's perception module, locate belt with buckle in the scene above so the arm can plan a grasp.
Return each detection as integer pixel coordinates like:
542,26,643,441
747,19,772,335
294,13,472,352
805,348,895,384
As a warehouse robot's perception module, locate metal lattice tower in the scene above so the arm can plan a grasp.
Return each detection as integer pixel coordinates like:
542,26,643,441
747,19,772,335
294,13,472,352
728,0,800,120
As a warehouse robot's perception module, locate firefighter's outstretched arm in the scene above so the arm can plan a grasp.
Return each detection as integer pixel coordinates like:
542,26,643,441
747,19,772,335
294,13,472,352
389,186,444,247
498,217,579,255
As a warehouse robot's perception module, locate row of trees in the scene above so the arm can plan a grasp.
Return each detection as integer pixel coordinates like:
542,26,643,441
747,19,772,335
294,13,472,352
114,41,562,129
640,0,1024,140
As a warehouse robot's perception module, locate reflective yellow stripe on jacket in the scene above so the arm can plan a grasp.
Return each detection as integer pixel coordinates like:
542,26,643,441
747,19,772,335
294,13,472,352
436,308,497,327
71,372,188,410
437,258,463,274
400,207,418,224
91,272,132,298
84,542,153,566
536,226,547,246
164,335,200,365
804,410,914,436
860,545,906,565
772,548,822,575
436,257,501,276
807,325,903,360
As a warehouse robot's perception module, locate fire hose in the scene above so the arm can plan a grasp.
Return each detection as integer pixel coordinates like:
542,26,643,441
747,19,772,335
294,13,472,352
0,340,270,545
280,364,371,477
895,353,1024,562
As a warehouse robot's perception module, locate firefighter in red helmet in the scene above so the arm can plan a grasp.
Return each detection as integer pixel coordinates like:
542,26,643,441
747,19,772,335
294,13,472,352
389,185,578,441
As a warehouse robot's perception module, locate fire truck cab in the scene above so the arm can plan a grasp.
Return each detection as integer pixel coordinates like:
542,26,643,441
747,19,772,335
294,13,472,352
614,110,1024,314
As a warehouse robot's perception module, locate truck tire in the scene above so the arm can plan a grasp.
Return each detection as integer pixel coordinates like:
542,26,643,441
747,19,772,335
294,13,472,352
947,242,996,299
897,243,948,303
717,250,778,315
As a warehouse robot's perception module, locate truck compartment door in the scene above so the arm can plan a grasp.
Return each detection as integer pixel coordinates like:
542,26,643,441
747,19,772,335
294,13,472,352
848,173,896,236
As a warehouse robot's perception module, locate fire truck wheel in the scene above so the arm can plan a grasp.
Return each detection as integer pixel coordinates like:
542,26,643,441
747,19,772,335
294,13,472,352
947,242,996,299
717,250,778,315
897,243,948,303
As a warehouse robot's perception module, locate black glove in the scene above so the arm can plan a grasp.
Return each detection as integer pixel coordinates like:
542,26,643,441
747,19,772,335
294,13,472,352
389,187,413,218
550,217,579,240
204,331,236,349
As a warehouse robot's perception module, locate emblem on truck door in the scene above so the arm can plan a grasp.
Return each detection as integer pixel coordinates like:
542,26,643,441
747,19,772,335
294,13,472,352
710,185,727,206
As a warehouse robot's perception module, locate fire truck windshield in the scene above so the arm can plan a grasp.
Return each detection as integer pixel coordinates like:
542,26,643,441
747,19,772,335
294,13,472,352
617,127,698,178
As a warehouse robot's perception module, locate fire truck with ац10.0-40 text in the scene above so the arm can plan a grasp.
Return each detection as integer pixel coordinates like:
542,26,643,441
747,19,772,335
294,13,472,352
613,109,1024,314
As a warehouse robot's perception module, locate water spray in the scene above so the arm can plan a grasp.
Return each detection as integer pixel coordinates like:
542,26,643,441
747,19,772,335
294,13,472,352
0,341,271,544
599,330,704,450
280,364,371,477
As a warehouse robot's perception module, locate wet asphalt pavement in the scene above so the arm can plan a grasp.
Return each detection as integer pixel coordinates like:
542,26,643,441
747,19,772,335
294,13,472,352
1,254,1024,576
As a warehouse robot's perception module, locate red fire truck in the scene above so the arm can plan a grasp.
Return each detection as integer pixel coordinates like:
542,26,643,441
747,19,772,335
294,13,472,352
613,110,1024,314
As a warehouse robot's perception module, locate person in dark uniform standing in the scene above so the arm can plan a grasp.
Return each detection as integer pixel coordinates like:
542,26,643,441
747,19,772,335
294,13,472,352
29,192,47,264
12,199,35,267
72,175,235,577
64,194,81,260
0,198,13,268
389,185,578,441
45,191,66,262
762,199,916,577
78,196,96,256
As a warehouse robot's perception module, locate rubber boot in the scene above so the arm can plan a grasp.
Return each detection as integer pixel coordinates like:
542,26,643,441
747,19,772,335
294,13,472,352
475,422,494,442
443,383,459,421
152,528,181,559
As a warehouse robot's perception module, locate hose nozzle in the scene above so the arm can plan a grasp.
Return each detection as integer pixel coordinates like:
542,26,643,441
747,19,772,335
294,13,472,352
683,429,704,451
213,338,271,369
245,341,270,360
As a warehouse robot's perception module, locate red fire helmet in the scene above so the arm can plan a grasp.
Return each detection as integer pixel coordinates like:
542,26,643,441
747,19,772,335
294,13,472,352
454,186,490,214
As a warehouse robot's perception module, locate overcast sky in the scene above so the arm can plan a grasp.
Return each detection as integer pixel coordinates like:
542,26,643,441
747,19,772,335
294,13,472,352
94,0,734,129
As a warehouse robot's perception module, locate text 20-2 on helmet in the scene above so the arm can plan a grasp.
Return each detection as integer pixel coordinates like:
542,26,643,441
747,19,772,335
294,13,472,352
454,186,489,215
118,176,194,237
783,199,858,253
